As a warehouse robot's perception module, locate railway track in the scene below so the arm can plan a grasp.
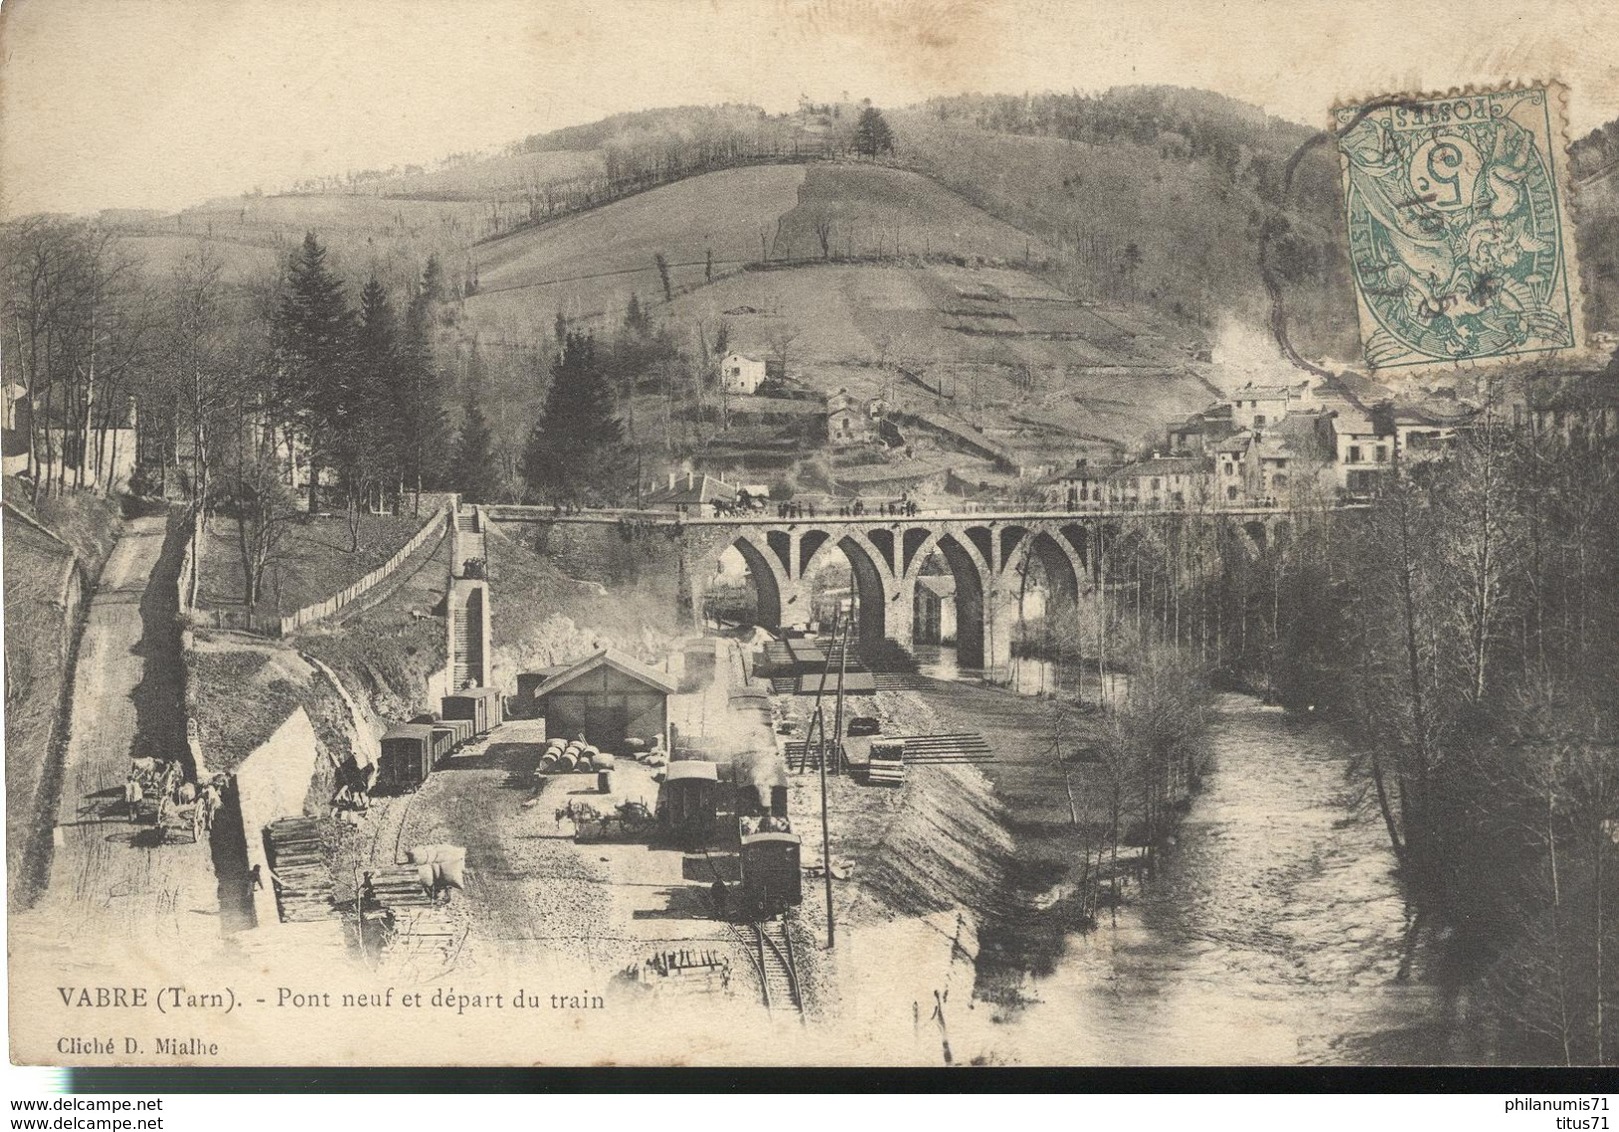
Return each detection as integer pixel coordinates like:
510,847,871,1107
701,851,804,1018
751,919,803,1016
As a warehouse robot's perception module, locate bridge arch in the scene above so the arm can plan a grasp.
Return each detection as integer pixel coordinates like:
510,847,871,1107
711,531,789,630
999,528,1088,670
900,528,997,668
799,527,895,643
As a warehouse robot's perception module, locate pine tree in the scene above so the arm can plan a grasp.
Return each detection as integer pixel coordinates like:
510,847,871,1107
624,292,649,335
853,106,895,157
340,275,400,538
452,392,499,504
275,232,355,512
522,331,628,505
397,263,451,515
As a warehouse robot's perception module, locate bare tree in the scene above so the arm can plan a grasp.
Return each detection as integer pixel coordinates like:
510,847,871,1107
813,216,834,260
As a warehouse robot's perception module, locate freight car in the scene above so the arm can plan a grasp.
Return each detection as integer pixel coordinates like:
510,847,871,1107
738,830,802,918
657,760,719,846
377,724,436,793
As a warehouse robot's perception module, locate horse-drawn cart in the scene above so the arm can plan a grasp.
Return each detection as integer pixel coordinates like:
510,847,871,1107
557,799,657,843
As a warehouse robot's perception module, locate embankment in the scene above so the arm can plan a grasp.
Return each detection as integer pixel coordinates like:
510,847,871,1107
485,521,684,681
2,484,127,907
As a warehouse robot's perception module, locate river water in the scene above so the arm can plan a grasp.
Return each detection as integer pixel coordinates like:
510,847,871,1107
909,645,1473,1064
1014,693,1476,1065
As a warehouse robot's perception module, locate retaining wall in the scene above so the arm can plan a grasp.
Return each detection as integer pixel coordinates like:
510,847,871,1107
276,507,449,635
233,707,321,931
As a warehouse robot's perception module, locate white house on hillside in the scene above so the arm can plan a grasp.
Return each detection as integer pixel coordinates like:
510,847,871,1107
721,353,767,396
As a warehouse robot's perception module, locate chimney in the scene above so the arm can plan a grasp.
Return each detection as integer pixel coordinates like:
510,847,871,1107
686,471,694,490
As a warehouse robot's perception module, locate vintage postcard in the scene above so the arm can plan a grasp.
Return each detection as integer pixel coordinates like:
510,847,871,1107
3,0,1619,1071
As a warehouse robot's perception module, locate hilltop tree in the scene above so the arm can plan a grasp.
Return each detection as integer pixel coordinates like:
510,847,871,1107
654,252,672,302
853,106,895,157
522,331,627,505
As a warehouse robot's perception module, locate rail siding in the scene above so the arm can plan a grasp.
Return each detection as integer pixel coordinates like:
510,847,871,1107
276,508,449,636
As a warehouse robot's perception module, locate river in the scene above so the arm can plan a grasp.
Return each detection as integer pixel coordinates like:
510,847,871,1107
1017,693,1480,1064
909,647,1474,1064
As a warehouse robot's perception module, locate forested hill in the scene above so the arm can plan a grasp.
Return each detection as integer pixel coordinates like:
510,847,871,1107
162,86,1619,355
895,87,1356,361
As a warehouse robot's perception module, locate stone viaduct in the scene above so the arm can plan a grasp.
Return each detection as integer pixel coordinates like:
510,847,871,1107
487,506,1298,672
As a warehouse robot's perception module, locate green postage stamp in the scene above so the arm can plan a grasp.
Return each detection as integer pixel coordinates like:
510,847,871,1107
1335,82,1584,374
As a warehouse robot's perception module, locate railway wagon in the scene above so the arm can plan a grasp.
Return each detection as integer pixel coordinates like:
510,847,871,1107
429,722,466,764
378,724,436,792
658,760,719,844
442,687,503,736
740,831,802,916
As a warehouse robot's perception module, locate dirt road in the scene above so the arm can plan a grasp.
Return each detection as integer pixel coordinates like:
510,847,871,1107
12,515,224,965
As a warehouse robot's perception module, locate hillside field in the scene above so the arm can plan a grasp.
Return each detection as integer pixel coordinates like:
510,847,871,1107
464,164,808,337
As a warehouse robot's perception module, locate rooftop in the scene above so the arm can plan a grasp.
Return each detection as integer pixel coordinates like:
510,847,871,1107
644,474,739,506
533,648,679,697
1109,455,1211,479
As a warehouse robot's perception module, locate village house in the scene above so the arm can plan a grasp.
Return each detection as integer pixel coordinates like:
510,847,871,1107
720,353,767,396
1106,455,1212,508
1167,403,1237,455
4,384,140,492
1391,402,1466,464
1227,380,1316,431
644,471,739,515
1325,404,1393,497
824,388,884,447
1212,431,1255,504
1040,458,1111,509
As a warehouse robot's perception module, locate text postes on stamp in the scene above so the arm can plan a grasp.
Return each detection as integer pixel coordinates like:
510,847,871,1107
1335,83,1583,374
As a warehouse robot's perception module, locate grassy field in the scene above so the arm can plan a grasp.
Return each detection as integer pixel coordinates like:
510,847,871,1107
893,111,1360,362
773,163,1052,264
463,164,807,339
194,510,435,621
664,257,1214,449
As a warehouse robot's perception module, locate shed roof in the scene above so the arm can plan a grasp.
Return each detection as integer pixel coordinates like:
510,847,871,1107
665,760,719,782
533,648,679,697
382,724,435,741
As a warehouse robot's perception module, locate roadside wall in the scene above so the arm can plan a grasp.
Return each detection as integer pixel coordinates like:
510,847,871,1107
233,707,320,930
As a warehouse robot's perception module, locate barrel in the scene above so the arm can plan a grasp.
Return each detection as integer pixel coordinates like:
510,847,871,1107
597,770,614,794
558,750,579,771
594,753,616,772
579,754,597,772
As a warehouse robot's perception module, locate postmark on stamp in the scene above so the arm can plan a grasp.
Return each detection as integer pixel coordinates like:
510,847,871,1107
1334,82,1584,374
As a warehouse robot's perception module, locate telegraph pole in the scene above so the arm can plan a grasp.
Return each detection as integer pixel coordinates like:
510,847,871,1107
818,607,846,950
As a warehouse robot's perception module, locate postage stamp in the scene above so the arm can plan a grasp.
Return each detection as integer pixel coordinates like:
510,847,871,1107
1334,82,1584,374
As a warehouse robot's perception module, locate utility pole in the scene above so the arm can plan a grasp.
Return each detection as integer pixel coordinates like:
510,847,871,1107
818,607,846,950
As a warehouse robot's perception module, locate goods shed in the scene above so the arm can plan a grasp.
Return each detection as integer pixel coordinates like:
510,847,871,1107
531,649,676,755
